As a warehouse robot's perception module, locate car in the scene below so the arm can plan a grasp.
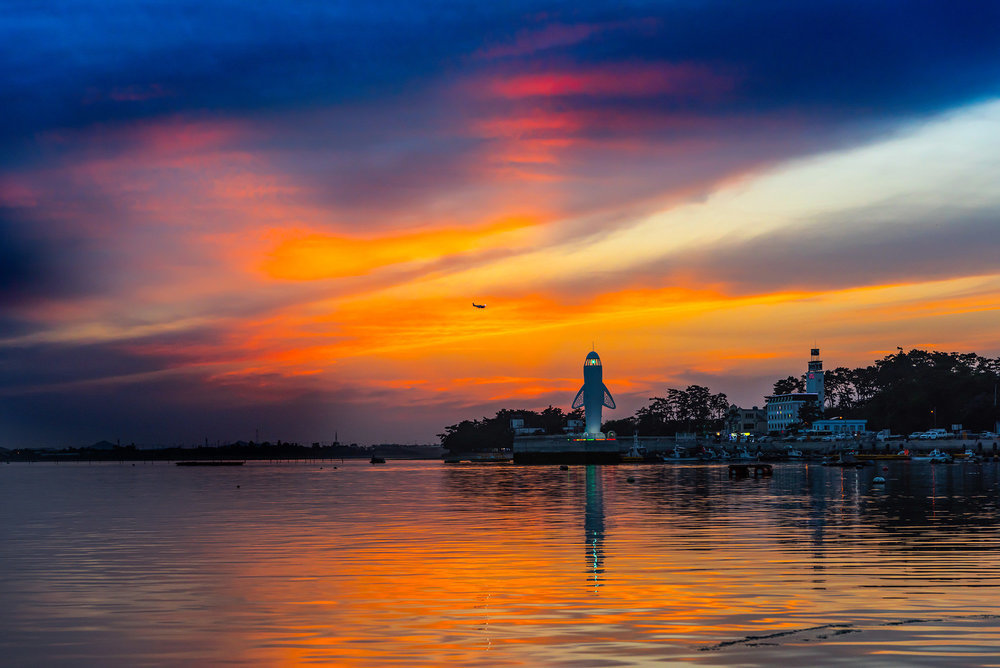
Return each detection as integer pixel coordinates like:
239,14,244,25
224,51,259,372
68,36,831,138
908,432,926,439
925,429,950,440
980,431,997,439
821,434,837,442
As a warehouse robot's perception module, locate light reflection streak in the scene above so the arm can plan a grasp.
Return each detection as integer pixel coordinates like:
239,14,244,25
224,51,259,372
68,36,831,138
584,465,605,591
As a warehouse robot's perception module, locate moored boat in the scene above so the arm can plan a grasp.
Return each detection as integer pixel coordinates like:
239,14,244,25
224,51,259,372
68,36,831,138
822,452,867,467
910,449,952,463
621,443,646,463
662,445,700,462
855,451,911,461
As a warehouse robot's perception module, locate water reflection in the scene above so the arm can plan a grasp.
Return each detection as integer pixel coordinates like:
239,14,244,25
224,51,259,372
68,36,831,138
584,466,605,588
1,460,999,666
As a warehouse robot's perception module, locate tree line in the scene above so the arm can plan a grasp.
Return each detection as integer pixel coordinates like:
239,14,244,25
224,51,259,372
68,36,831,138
438,349,1000,451
438,406,582,453
602,385,729,436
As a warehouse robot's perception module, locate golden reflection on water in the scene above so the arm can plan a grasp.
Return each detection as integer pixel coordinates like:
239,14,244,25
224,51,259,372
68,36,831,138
1,460,999,665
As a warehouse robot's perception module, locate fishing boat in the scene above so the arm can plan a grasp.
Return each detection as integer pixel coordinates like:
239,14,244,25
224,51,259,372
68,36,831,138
662,445,700,462
621,444,646,463
910,449,952,463
699,446,727,461
822,452,866,467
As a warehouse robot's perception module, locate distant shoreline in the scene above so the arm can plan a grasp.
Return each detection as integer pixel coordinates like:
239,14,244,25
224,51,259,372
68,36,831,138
0,443,446,463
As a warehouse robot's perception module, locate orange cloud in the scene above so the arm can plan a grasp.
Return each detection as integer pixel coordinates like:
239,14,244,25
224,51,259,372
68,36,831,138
260,216,541,280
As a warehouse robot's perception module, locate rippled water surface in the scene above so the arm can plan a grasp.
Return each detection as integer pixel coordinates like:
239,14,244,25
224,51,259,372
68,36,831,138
2,460,1000,666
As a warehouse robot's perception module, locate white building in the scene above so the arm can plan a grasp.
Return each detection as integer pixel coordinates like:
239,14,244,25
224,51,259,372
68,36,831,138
509,418,543,436
765,393,819,433
812,417,867,435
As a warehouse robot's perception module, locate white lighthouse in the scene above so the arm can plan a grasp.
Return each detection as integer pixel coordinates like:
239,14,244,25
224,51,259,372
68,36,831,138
572,351,616,437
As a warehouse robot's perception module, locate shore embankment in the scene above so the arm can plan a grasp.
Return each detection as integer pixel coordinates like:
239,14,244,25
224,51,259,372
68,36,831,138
778,438,998,456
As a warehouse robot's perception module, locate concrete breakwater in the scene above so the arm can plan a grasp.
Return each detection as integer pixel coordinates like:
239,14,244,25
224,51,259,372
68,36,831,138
513,434,1000,464
512,435,621,464
789,438,998,455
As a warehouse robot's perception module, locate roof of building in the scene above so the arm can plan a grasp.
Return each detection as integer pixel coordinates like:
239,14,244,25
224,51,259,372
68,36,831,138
765,392,819,400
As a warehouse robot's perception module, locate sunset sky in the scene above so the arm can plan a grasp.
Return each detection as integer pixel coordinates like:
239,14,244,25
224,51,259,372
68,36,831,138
3,2,1000,447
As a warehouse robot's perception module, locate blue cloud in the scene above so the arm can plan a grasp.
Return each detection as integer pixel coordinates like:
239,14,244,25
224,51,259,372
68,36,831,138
3,1,999,152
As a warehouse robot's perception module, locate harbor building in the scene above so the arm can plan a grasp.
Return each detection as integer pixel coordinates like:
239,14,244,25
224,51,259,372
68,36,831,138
766,392,819,433
812,417,867,436
765,348,826,434
726,405,767,437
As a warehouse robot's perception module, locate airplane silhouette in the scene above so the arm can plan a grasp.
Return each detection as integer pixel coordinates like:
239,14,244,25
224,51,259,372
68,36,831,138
472,302,486,308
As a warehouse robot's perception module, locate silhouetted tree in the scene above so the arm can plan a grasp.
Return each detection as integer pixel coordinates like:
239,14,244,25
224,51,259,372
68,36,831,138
772,375,806,394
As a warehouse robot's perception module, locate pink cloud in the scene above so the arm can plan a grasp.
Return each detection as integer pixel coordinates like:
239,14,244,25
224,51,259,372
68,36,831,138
486,63,735,99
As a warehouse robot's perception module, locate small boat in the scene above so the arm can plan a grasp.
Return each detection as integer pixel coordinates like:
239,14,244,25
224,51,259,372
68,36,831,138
786,448,804,459
662,446,700,462
621,445,646,463
733,446,757,461
370,456,386,464
621,433,646,462
699,447,726,461
822,452,866,467
911,449,952,463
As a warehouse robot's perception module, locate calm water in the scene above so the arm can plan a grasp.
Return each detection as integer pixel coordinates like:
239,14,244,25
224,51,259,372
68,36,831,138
2,460,999,666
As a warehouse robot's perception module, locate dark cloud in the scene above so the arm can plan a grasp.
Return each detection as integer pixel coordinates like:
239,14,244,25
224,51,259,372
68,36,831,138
621,209,1000,296
0,209,98,307
3,1,999,153
0,336,447,448
0,215,46,306
0,339,177,391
